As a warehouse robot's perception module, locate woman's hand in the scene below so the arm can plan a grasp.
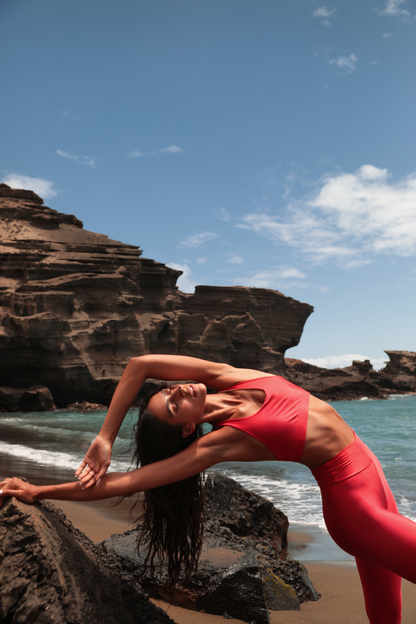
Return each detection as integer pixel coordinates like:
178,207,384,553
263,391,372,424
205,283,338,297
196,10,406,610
75,435,112,488
0,477,39,507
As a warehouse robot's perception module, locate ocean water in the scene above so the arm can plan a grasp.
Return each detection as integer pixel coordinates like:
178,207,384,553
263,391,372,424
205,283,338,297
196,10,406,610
1,394,415,533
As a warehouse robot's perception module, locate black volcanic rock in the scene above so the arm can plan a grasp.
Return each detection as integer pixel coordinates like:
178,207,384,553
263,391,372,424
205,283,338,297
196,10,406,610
0,184,313,409
204,473,288,553
0,385,55,412
102,475,320,624
0,496,175,624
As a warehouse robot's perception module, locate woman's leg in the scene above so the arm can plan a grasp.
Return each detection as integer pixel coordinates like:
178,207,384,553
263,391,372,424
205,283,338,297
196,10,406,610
314,438,416,622
321,465,416,582
321,456,416,584
356,557,402,624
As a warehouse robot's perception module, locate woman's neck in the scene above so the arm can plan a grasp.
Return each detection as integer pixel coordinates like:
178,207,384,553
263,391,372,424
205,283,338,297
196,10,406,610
199,391,242,424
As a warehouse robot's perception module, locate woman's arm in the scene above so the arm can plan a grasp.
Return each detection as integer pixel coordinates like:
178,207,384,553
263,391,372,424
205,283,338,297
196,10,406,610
1,433,224,506
76,354,254,486
86,354,237,446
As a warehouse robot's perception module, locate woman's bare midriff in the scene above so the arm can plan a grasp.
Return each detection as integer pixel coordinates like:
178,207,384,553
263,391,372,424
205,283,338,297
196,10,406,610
300,395,355,469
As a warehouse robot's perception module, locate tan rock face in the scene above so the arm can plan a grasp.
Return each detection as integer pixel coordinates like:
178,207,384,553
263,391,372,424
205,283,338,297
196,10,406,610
0,184,313,407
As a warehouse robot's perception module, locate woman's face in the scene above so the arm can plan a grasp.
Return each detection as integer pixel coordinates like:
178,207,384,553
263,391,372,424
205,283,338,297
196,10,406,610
148,383,207,432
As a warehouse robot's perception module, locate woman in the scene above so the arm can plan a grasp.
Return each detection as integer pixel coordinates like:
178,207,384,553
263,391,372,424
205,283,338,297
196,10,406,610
1,354,415,624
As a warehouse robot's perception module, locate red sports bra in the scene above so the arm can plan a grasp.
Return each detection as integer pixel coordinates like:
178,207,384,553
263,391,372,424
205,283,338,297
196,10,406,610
213,376,310,462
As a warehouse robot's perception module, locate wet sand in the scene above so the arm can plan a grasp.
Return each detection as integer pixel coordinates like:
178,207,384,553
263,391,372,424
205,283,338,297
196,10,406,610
2,457,416,623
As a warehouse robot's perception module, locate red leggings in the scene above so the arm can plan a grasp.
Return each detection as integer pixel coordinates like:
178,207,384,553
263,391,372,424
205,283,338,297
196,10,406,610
312,434,416,624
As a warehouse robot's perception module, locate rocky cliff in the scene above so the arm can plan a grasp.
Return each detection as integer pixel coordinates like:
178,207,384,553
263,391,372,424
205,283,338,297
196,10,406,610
0,183,313,408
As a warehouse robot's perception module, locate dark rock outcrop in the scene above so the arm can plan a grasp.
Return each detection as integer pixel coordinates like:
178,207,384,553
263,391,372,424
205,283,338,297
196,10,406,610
285,351,416,401
0,496,175,624
0,184,313,409
102,475,320,624
0,385,56,412
204,473,288,553
378,351,416,393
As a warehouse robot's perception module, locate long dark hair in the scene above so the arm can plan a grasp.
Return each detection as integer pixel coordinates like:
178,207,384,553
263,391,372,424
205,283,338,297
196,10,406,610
131,383,205,587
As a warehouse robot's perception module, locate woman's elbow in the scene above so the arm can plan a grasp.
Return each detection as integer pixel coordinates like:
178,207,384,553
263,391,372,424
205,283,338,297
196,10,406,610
127,356,147,373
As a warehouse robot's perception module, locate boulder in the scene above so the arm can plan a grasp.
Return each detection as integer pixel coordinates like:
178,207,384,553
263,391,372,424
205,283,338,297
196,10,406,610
0,496,175,624
102,475,320,624
204,473,288,553
0,184,313,408
0,385,56,412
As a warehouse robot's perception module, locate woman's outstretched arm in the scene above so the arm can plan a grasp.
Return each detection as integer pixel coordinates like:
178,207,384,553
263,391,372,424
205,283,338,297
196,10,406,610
1,459,203,504
0,426,259,508
1,429,228,507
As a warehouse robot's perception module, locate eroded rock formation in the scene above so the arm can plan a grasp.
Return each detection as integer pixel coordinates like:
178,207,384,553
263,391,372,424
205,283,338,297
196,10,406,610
379,351,416,393
1,183,414,408
285,351,416,401
103,475,320,623
0,496,175,624
0,184,313,409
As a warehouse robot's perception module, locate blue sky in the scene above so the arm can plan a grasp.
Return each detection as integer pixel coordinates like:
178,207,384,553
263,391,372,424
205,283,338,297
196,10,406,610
1,0,416,369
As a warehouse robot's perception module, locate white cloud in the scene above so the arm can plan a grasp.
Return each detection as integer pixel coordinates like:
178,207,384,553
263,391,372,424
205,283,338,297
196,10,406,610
57,149,95,167
167,263,196,293
382,32,393,37
178,231,218,249
313,7,335,24
234,266,306,289
237,165,416,265
128,145,183,157
1,174,57,199
313,6,336,18
358,164,388,180
300,354,386,370
328,54,357,74
227,253,244,264
160,145,183,153
218,207,232,222
380,0,409,16
368,60,379,66
128,150,154,158
197,257,208,264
